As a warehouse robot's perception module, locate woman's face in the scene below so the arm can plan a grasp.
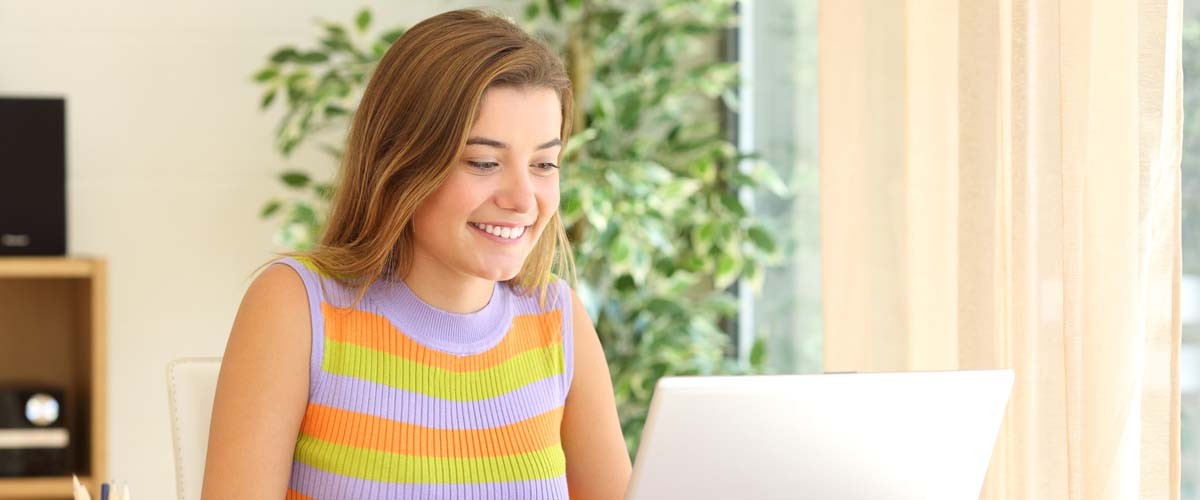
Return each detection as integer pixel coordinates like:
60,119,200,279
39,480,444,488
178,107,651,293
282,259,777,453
411,86,563,283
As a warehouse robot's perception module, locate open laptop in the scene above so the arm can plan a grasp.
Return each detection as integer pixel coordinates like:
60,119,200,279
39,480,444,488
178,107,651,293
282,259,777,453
624,369,1013,500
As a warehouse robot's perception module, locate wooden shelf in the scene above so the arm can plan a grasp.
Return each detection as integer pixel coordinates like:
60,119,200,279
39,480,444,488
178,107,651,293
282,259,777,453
0,257,96,278
0,257,106,499
0,255,96,278
0,477,86,499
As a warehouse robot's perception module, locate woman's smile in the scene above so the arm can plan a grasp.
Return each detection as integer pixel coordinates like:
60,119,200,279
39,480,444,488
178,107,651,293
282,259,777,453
469,221,532,245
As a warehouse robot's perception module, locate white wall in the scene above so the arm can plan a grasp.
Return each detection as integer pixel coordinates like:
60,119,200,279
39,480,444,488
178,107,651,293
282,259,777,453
0,1,517,497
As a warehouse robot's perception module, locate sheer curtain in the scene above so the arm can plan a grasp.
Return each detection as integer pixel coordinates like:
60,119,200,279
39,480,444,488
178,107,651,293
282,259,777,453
818,0,1182,498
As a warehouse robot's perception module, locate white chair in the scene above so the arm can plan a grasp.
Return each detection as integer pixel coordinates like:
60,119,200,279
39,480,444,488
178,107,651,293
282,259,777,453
166,357,222,500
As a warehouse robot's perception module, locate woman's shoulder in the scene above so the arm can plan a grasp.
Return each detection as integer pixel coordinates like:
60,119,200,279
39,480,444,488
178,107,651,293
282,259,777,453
218,260,315,398
238,261,313,340
267,255,322,283
265,255,362,304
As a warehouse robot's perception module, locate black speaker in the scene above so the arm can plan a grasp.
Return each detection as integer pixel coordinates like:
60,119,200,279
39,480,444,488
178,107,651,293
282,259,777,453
0,97,67,256
0,387,72,477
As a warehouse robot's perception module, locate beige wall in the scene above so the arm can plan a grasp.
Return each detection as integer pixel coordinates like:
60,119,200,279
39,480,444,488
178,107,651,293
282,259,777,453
0,1,517,497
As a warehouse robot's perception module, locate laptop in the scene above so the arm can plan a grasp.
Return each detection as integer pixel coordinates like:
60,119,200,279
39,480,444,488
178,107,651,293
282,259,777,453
624,369,1014,500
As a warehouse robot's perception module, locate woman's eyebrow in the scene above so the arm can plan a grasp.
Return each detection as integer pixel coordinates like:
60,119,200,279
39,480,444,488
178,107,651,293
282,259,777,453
465,137,562,150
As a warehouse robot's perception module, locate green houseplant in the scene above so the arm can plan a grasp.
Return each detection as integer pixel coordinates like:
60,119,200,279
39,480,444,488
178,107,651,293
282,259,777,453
252,0,786,457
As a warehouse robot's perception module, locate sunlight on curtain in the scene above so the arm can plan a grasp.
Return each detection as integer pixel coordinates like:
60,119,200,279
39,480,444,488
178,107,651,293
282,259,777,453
819,0,1183,497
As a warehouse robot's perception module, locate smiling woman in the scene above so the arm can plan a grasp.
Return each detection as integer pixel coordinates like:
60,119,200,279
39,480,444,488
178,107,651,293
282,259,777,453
409,87,565,301
203,9,630,500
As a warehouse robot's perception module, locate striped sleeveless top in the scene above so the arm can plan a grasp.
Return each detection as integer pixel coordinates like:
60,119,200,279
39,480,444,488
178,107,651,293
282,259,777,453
273,257,575,499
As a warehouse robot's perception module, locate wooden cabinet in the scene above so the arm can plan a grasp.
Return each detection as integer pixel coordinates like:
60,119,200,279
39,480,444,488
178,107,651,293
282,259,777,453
0,258,106,500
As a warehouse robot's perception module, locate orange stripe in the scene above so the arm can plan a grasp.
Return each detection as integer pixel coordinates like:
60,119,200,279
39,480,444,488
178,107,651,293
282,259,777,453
299,403,563,458
322,305,562,372
285,489,316,500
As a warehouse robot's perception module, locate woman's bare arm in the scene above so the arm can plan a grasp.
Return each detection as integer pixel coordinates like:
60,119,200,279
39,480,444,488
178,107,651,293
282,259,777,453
201,264,311,499
561,289,632,500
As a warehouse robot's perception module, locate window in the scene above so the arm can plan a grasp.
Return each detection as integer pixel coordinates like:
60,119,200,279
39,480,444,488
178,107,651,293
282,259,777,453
737,0,821,374
1177,7,1200,498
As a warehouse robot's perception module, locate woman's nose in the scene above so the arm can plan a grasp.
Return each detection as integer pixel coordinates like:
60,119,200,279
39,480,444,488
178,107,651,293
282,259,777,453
495,164,536,214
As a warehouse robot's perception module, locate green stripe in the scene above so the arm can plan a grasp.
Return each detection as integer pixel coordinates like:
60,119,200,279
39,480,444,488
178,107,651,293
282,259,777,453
322,340,564,401
295,433,566,483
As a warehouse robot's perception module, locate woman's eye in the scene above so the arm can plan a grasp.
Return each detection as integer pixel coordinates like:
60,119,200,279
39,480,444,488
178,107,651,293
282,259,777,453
467,160,557,173
467,161,499,171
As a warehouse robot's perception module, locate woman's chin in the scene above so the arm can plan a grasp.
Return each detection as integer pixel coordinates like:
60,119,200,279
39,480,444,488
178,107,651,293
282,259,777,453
472,265,523,283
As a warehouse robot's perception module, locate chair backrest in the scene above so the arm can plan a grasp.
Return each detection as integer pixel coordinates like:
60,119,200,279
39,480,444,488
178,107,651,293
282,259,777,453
166,357,222,500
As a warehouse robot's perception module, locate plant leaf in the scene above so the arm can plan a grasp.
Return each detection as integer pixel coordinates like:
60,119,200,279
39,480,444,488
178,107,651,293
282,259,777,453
324,104,349,117
292,204,317,224
748,160,788,195
381,28,406,44
280,170,310,188
719,192,747,217
314,182,334,200
524,2,541,21
298,51,329,64
564,128,598,159
749,337,768,371
747,226,775,253
253,67,279,82
269,47,299,64
259,89,277,109
715,252,739,289
260,200,282,218
355,9,372,32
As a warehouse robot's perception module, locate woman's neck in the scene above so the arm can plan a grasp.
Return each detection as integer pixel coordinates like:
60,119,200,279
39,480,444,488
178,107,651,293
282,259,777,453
400,257,496,314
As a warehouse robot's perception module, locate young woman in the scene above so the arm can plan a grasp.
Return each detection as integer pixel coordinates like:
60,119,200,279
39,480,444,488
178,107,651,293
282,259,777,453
202,9,631,499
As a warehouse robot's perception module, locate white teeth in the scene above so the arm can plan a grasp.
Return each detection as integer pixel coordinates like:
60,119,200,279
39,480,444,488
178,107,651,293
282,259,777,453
471,223,526,240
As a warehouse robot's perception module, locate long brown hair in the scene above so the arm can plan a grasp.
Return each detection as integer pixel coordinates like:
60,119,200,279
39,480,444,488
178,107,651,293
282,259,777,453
276,9,576,308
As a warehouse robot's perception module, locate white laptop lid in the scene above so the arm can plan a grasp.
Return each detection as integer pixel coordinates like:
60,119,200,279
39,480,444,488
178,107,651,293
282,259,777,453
625,369,1014,500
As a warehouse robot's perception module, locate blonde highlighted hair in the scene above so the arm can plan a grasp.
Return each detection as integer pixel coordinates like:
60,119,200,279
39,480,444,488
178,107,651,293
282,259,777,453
269,9,576,307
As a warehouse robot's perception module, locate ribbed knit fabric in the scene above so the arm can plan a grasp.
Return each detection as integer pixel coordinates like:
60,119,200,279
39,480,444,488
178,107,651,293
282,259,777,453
273,256,575,500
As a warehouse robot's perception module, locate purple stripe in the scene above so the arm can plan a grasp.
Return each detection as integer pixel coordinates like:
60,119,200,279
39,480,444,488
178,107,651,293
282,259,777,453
311,371,567,429
366,277,514,355
290,460,568,499
507,281,569,317
557,281,575,398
